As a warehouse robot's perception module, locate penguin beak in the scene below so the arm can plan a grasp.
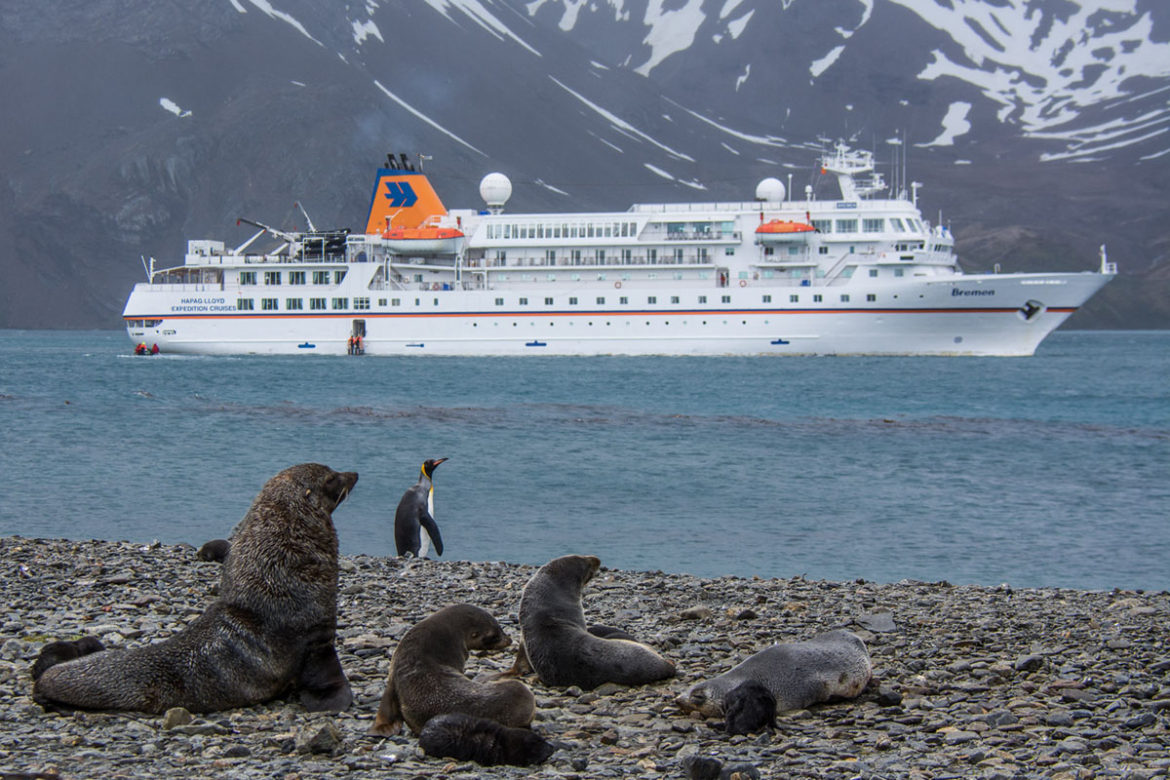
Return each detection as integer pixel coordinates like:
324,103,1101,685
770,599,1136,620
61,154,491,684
433,458,449,468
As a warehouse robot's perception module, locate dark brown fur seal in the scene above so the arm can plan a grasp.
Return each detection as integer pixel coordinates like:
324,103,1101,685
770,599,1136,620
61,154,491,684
196,538,230,562
418,713,555,766
33,463,357,714
30,637,104,682
517,554,676,689
371,603,535,736
676,629,872,722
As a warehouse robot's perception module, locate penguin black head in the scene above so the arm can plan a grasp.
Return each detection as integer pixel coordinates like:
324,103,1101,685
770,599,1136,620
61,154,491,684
421,458,448,478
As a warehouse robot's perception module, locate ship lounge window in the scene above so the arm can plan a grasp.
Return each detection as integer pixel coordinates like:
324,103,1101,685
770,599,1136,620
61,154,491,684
790,294,799,303
698,295,707,304
863,218,884,233
762,295,772,303
698,248,708,261
310,298,326,310
334,271,346,284
495,298,504,306
545,297,554,305
621,249,632,263
647,297,657,304
619,296,628,304
289,271,306,285
894,269,904,277
354,297,371,310
240,272,257,285
596,297,605,305
391,298,401,306
569,297,578,305
286,298,303,310
725,248,735,256
721,295,731,303
819,246,829,255
811,219,831,233
891,218,906,232
814,294,823,302
519,297,528,305
545,250,556,265
648,249,657,264
313,271,330,285
670,296,680,304
869,269,879,277
867,294,877,302
331,297,348,310
378,298,387,306
237,298,254,310
262,298,278,311
835,219,857,233
264,271,281,285
596,250,605,263
840,294,850,302
673,248,685,262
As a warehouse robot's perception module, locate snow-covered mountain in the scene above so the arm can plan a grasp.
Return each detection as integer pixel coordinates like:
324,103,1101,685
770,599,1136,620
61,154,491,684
1,0,1167,329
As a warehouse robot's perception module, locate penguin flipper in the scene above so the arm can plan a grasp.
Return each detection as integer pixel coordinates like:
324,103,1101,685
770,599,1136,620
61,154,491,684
420,512,444,557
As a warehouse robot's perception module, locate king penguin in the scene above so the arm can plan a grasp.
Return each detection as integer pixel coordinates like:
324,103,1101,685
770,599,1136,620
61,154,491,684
394,458,447,558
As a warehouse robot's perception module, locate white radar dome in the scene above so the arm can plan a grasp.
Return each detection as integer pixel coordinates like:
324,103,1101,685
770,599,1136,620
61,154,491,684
480,173,513,210
755,177,786,202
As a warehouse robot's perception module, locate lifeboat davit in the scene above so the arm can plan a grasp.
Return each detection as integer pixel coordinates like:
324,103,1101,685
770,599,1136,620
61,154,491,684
755,219,817,242
382,225,465,254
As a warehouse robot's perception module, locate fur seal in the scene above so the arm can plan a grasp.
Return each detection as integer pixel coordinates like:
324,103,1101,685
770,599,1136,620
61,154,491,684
29,637,104,682
196,538,230,562
371,603,535,736
723,680,778,735
675,629,872,728
33,463,357,714
418,713,555,767
517,554,676,689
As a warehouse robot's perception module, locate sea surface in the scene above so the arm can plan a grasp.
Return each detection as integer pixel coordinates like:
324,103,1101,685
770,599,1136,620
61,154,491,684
1,329,1167,591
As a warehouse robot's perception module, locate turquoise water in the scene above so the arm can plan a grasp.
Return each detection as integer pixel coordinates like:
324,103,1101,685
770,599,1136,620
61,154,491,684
1,329,1167,590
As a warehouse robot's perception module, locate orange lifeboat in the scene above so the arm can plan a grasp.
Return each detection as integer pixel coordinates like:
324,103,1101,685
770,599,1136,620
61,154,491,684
755,219,817,242
381,225,465,254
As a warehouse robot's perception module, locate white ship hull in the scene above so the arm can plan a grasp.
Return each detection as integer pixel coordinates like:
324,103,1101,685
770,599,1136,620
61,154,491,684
124,273,1109,357
122,146,1115,357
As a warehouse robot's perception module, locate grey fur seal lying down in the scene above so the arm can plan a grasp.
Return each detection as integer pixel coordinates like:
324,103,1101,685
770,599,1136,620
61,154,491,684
517,554,676,690
676,629,872,732
34,464,357,714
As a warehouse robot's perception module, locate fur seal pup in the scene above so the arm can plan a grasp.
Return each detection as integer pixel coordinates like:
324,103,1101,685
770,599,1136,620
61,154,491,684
723,680,778,735
196,538,230,562
371,603,535,736
395,458,447,558
30,637,104,682
34,463,358,714
418,713,555,767
517,554,676,689
675,629,872,725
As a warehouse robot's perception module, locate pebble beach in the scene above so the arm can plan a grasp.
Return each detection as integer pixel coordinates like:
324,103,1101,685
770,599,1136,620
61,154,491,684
2,536,1169,779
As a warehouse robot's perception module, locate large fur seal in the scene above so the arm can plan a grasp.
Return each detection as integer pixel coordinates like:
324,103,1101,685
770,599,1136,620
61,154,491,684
370,603,535,736
517,554,676,689
675,629,872,732
33,463,358,714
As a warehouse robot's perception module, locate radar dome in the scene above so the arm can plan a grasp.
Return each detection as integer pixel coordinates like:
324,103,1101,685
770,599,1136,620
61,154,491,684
755,177,786,202
480,173,512,210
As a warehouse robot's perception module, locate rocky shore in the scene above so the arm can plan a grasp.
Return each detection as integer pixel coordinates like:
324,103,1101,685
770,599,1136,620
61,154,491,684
2,536,1168,779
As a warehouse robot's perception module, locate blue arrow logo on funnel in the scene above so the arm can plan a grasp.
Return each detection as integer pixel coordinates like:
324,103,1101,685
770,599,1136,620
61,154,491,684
382,181,418,208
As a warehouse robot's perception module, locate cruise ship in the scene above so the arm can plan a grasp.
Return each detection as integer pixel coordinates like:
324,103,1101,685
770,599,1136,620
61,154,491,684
122,146,1115,356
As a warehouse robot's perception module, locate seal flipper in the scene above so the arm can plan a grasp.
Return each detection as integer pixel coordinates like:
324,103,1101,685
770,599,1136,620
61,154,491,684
370,667,405,736
296,638,352,712
420,512,444,557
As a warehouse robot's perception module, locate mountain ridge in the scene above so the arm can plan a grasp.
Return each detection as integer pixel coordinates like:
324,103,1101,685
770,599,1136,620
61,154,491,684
1,0,1167,330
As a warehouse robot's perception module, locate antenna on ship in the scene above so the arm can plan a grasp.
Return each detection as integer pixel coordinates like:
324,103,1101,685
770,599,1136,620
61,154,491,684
294,201,317,232
417,154,432,171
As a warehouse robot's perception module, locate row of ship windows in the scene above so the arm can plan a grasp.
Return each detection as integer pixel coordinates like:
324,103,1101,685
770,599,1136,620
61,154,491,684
238,270,348,286
483,217,926,240
810,217,925,234
234,292,882,311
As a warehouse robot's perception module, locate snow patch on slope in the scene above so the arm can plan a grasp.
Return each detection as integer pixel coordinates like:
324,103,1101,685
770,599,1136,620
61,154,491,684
159,98,192,118
635,0,705,77
373,80,485,156
889,0,1170,160
245,0,322,46
352,19,383,45
550,77,694,161
423,0,541,56
918,102,972,147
